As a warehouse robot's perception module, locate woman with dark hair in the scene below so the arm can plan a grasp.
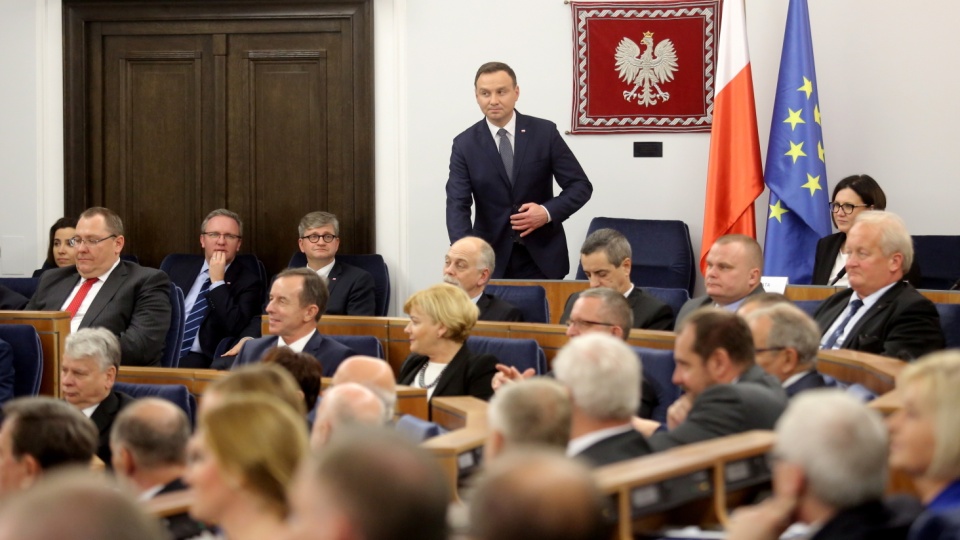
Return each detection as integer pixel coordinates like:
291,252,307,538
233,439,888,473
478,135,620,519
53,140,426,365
812,175,920,286
33,216,78,277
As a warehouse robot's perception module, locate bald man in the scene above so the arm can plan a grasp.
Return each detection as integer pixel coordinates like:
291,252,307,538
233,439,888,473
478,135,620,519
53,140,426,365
311,383,387,450
332,356,397,418
676,234,765,324
443,236,522,322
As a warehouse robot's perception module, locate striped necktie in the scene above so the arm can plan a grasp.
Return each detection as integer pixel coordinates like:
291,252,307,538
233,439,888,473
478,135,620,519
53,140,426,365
180,277,211,357
823,298,864,349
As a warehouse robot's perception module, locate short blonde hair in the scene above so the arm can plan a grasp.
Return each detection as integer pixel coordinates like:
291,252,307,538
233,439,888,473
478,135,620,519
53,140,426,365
207,363,306,415
898,350,960,479
403,283,478,343
199,394,308,517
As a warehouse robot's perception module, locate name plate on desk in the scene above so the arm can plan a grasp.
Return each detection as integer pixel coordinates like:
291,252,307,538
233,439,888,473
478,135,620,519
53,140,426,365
760,276,789,294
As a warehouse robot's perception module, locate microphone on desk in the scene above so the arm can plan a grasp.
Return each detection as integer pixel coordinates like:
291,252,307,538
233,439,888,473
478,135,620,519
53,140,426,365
950,277,960,291
828,268,846,286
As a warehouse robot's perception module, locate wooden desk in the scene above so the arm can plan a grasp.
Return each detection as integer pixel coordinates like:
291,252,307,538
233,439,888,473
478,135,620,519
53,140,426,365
430,396,488,430
815,349,904,396
320,377,429,421
0,310,71,397
117,367,226,396
421,396,489,502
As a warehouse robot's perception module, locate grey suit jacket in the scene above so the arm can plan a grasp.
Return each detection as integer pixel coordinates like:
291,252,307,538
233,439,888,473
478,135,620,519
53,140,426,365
675,284,765,325
26,261,171,366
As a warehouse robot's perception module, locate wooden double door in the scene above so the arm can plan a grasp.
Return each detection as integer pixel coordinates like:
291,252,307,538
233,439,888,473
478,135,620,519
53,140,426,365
63,1,374,275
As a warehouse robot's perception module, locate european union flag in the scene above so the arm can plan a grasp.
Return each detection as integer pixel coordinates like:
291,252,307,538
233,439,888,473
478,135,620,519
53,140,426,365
762,0,832,283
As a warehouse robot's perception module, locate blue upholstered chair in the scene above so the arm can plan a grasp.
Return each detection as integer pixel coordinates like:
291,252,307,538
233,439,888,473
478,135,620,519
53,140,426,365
159,283,185,368
467,336,547,375
793,300,822,318
936,303,960,350
0,277,40,300
576,217,697,296
396,414,444,443
913,235,960,290
0,324,43,399
632,346,681,424
288,252,391,316
113,382,197,426
484,284,549,323
327,334,384,359
641,287,690,320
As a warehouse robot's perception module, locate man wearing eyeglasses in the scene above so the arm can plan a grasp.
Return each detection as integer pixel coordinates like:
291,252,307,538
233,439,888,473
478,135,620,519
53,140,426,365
25,207,171,366
165,209,264,368
742,302,827,398
295,211,375,316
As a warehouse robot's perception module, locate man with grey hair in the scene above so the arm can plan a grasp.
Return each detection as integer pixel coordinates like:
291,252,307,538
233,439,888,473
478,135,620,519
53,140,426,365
332,356,398,419
726,390,920,540
553,333,652,467
165,208,265,368
560,228,673,330
745,303,827,397
443,236,522,322
295,210,376,316
60,327,134,466
310,383,387,450
0,397,98,497
813,211,944,360
485,378,572,461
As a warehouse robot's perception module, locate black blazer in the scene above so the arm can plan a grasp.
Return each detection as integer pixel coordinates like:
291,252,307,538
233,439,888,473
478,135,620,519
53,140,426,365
155,479,209,540
813,281,944,361
476,292,523,322
560,286,674,330
324,260,376,316
813,232,923,286
811,498,921,540
397,344,498,401
165,258,264,358
785,370,827,398
575,429,653,468
91,390,136,467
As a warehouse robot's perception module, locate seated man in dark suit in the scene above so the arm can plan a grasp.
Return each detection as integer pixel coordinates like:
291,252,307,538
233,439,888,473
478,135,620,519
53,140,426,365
745,302,827,398
111,398,206,540
443,236,522,322
25,207,171,366
295,211,376,316
555,333,652,467
165,209,264,368
60,328,135,466
814,211,944,361
675,234,765,325
560,228,673,330
634,309,787,451
0,396,97,497
225,268,355,376
727,390,920,540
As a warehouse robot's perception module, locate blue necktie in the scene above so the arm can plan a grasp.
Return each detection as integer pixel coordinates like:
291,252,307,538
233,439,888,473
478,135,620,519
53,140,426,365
823,299,864,349
498,128,514,184
180,277,211,357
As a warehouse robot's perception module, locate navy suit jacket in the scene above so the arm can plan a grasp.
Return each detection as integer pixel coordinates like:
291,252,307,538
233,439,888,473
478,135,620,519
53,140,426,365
26,261,171,366
813,281,944,361
230,331,356,377
446,111,592,279
785,370,827,398
322,261,376,316
0,339,13,406
165,258,264,358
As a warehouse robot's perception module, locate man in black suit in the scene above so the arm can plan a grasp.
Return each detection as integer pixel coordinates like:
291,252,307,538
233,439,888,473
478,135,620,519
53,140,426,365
560,228,673,330
60,328,135,467
165,209,264,368
726,391,920,540
225,268,355,376
634,309,787,452
443,236,522,322
111,398,207,540
25,207,171,366
745,302,827,398
296,211,376,316
675,234,765,325
554,333,653,467
814,211,944,361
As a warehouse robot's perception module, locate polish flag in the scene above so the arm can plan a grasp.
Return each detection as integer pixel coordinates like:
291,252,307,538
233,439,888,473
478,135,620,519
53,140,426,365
700,0,764,273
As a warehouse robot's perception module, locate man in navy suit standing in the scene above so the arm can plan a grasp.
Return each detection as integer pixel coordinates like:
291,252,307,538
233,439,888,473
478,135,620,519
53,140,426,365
446,62,592,279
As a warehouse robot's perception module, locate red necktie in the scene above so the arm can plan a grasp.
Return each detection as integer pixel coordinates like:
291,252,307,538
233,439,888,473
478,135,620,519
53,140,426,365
65,278,98,318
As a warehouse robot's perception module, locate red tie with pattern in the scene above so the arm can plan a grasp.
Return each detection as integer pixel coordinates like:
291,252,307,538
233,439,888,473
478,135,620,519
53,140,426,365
65,278,98,318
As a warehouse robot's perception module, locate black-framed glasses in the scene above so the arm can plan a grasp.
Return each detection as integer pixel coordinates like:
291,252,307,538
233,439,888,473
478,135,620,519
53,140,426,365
67,235,117,248
755,346,787,354
202,232,241,242
829,202,869,215
566,318,616,330
301,233,338,244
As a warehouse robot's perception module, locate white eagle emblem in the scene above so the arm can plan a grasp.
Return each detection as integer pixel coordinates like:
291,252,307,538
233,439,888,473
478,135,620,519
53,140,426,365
614,32,679,107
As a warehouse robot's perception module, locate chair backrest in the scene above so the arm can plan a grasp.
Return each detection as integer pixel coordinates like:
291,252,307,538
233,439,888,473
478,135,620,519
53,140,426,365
793,300,822,319
120,254,140,265
159,253,200,275
484,284,549,323
160,283,185,368
0,324,43,398
0,277,41,300
576,217,696,296
641,287,690,320
913,235,960,290
466,336,547,375
632,346,681,425
113,381,197,426
288,252,391,316
395,414,444,443
936,303,960,350
327,334,384,359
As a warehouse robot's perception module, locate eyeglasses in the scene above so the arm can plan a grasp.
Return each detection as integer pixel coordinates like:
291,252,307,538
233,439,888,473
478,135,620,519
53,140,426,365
202,232,241,242
301,233,338,244
829,202,870,215
755,347,786,354
67,235,117,248
566,318,616,330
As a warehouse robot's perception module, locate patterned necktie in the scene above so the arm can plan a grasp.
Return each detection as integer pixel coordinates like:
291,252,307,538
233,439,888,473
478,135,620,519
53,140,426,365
64,278,98,318
498,128,514,184
823,298,864,349
180,277,211,357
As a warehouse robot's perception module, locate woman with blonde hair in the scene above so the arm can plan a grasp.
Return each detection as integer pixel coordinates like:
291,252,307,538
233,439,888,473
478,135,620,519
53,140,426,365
199,363,306,417
397,283,497,401
185,394,308,540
